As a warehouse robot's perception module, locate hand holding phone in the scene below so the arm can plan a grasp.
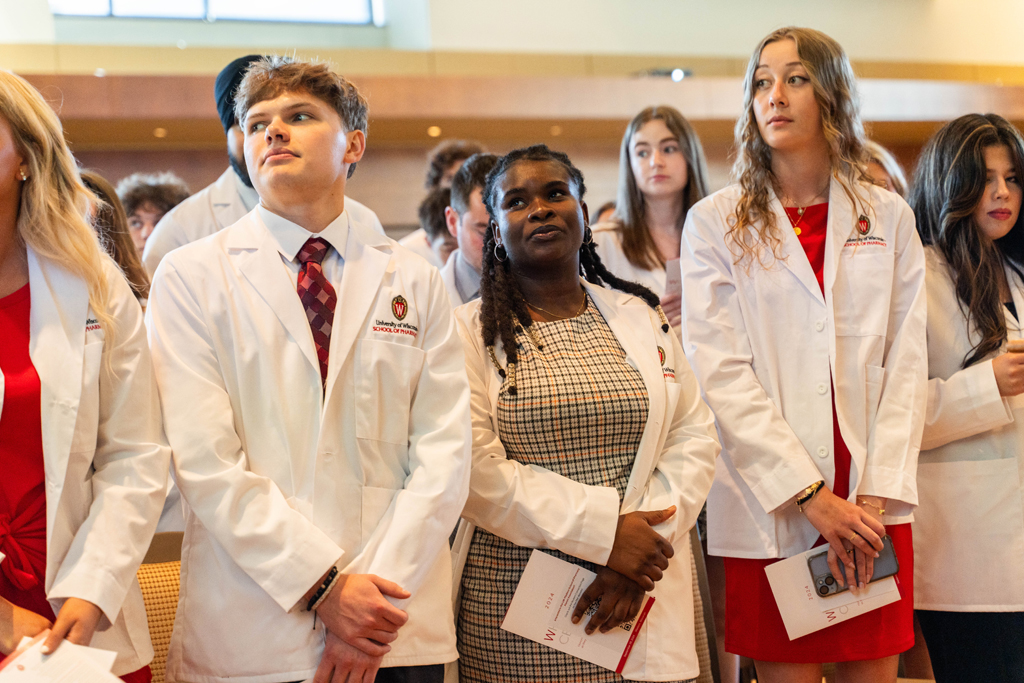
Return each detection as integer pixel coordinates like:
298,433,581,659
807,535,899,597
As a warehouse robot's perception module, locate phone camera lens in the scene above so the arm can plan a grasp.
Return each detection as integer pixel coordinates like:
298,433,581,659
825,576,834,586
818,585,829,596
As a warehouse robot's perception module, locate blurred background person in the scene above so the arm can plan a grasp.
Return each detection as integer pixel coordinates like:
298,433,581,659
400,139,485,267
592,106,710,329
910,113,1024,683
81,170,149,303
418,186,457,269
593,200,616,225
441,152,497,307
141,54,385,276
116,170,190,257
865,140,908,197
0,69,170,679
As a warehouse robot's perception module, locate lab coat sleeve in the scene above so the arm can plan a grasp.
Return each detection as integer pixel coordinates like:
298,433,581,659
147,258,343,612
454,310,621,566
680,205,823,514
640,322,720,546
142,211,188,277
922,360,1012,451
342,269,472,597
48,270,171,624
860,202,928,512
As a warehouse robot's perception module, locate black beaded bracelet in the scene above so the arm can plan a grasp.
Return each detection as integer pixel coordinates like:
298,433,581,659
306,566,339,612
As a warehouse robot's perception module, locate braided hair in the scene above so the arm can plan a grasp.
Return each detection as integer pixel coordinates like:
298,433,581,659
480,144,669,394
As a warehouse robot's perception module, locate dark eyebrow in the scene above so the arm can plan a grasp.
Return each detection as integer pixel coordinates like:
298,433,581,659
246,101,317,120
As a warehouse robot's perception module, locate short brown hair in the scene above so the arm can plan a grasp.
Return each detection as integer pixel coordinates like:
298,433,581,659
425,139,485,190
235,55,368,136
116,171,190,218
235,55,369,177
418,187,451,240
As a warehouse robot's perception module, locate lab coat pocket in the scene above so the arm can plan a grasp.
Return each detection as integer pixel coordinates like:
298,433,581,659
865,364,885,432
355,339,426,445
915,458,1024,608
70,341,103,454
361,486,398,546
833,253,895,337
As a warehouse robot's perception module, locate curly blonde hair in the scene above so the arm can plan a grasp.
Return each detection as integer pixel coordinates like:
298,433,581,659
0,70,113,336
730,27,872,267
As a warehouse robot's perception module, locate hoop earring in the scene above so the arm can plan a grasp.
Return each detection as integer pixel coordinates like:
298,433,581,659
583,225,594,245
494,243,508,262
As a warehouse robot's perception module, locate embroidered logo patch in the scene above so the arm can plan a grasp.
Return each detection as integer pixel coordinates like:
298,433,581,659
857,214,871,235
658,346,666,366
392,295,408,321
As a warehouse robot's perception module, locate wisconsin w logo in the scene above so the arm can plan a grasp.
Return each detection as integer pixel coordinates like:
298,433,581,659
392,295,408,321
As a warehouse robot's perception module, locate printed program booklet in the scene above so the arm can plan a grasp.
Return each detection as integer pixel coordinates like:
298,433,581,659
0,631,120,682
500,550,653,673
764,546,901,640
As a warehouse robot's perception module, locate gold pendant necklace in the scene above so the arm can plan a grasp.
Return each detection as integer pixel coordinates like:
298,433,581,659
786,207,806,235
525,292,588,320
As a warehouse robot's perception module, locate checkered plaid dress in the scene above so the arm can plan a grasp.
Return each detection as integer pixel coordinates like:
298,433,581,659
458,299,688,683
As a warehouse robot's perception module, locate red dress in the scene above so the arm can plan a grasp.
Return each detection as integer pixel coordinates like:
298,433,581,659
722,204,914,662
0,284,151,683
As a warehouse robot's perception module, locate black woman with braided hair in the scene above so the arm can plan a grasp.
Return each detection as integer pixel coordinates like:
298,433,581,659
449,144,719,683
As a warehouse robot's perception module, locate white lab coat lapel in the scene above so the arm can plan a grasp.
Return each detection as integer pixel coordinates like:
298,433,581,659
211,169,246,231
584,282,667,511
823,179,861,295
26,248,87,544
323,220,392,404
235,216,321,378
768,187,825,305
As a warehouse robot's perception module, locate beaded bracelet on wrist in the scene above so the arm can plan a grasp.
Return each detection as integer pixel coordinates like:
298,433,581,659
306,566,339,612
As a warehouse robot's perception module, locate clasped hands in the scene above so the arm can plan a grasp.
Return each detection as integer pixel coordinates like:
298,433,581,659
801,487,887,592
311,572,411,683
570,506,677,636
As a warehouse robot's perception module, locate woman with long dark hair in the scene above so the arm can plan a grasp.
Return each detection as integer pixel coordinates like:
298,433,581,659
909,113,1024,683
451,144,719,682
680,28,927,682
592,106,710,328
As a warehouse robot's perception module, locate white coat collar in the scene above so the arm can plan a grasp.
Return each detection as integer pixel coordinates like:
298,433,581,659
230,207,394,404
256,204,351,263
26,247,88,502
767,179,867,304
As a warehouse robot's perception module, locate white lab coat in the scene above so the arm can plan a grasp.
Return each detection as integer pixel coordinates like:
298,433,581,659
451,281,720,681
591,222,666,297
913,246,1024,611
439,250,462,307
398,228,444,269
0,250,170,675
680,181,928,559
147,209,471,683
142,167,384,275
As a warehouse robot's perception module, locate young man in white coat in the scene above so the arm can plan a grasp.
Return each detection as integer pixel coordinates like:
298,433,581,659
141,54,383,277
147,56,471,683
439,153,496,307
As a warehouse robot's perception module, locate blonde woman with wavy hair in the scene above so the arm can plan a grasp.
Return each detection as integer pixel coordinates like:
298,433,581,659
679,28,927,683
0,70,169,680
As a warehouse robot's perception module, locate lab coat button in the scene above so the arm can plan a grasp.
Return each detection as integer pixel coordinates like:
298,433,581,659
815,320,825,332
817,446,829,458
816,383,827,395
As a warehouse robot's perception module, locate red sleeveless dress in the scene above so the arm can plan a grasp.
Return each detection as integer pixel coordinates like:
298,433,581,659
0,283,151,682
721,204,914,662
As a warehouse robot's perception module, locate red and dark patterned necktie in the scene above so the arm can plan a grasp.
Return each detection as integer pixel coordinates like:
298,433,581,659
296,237,337,386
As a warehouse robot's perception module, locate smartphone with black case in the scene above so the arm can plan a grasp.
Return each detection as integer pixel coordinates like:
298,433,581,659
807,534,899,597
